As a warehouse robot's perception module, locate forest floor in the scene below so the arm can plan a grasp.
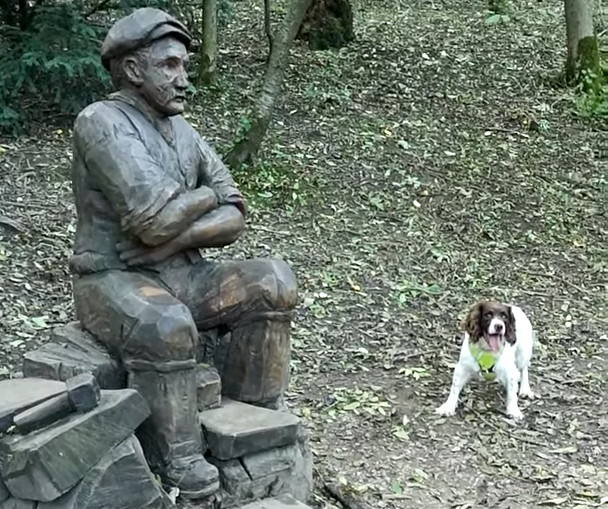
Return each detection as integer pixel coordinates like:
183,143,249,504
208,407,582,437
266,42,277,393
0,0,607,507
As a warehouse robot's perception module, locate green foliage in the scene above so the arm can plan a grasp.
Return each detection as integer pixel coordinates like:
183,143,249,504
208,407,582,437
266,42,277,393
231,152,314,215
574,81,608,117
572,62,608,118
322,387,392,418
485,13,510,25
0,3,111,133
234,116,253,145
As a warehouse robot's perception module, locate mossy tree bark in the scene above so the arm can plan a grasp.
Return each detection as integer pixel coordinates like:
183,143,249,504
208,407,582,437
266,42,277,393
224,0,313,170
564,0,601,91
198,0,218,86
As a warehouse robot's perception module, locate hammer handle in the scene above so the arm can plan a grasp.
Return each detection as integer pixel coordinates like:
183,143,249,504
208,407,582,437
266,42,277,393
13,393,72,434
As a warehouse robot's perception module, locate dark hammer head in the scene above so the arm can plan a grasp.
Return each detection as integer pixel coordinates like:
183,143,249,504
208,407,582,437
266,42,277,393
11,373,102,435
66,373,101,412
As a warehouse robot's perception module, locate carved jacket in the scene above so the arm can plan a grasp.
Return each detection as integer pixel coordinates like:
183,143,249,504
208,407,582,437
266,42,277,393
70,91,245,275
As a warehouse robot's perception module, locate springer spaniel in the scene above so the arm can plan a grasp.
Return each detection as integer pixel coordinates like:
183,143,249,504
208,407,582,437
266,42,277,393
436,300,535,420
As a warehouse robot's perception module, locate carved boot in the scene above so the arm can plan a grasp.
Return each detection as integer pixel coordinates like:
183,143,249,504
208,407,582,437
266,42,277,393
128,366,219,499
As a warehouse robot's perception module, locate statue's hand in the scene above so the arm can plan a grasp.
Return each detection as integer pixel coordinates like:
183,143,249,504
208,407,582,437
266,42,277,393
116,239,178,266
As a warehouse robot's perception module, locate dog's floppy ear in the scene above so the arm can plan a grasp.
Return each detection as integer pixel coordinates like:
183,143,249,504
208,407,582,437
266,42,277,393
505,306,516,345
463,301,483,342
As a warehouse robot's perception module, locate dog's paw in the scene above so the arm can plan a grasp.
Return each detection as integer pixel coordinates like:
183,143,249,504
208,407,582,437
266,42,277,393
519,384,534,399
436,402,457,417
507,405,524,420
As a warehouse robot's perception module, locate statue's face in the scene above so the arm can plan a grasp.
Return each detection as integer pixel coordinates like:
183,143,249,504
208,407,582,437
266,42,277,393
131,36,190,116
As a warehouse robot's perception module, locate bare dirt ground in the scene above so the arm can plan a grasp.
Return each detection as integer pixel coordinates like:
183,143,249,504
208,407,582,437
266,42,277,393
0,0,607,507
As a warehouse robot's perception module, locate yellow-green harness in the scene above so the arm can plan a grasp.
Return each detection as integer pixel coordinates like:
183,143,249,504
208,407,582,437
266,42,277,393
469,342,502,381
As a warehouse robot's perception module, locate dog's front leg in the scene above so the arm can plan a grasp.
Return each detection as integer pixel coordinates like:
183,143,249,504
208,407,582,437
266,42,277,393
505,377,523,420
518,366,533,398
497,363,523,420
436,362,474,417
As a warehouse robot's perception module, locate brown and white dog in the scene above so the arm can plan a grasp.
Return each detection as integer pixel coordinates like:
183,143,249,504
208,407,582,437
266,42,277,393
436,300,535,420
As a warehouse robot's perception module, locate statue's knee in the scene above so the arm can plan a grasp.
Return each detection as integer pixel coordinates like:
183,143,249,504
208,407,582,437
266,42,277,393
261,259,298,310
127,302,197,363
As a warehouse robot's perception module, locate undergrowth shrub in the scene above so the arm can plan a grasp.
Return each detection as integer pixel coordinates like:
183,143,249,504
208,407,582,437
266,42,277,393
0,4,111,134
0,0,235,135
574,63,608,118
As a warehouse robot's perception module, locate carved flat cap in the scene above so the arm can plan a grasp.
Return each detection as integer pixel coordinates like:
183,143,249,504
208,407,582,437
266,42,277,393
101,7,192,70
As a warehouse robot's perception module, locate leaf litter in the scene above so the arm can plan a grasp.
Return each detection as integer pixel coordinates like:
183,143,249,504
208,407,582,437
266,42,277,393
1,0,607,507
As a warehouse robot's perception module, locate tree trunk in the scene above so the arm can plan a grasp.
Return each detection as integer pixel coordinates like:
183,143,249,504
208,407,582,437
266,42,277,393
224,0,313,170
198,0,218,85
264,0,273,62
297,0,354,51
564,0,600,90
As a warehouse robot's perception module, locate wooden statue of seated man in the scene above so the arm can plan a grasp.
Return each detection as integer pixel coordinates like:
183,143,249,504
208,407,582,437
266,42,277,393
69,7,297,501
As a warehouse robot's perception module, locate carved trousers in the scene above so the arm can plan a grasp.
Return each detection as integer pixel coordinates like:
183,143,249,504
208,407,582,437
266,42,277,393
73,257,297,405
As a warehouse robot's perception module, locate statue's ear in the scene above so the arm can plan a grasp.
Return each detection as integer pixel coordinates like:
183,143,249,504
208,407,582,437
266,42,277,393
123,56,144,86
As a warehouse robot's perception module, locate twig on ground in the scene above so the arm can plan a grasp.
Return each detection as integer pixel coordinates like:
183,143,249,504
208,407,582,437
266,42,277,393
527,271,588,295
313,219,362,237
485,286,555,298
398,348,444,362
248,224,293,236
1,201,56,210
0,215,25,233
484,127,530,138
463,403,547,447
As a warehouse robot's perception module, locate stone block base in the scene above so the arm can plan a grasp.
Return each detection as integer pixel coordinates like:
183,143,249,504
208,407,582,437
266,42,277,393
200,401,313,509
9,322,314,509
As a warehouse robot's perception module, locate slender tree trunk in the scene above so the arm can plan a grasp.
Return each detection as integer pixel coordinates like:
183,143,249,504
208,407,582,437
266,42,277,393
198,0,218,85
264,0,273,62
224,0,313,170
564,0,600,90
18,0,27,29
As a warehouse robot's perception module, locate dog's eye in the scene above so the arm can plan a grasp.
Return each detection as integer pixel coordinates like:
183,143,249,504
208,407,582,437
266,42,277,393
485,312,492,318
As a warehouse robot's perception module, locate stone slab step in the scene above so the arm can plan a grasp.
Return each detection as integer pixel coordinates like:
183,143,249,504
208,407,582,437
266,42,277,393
0,389,150,502
200,400,300,460
238,494,312,509
22,322,126,390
